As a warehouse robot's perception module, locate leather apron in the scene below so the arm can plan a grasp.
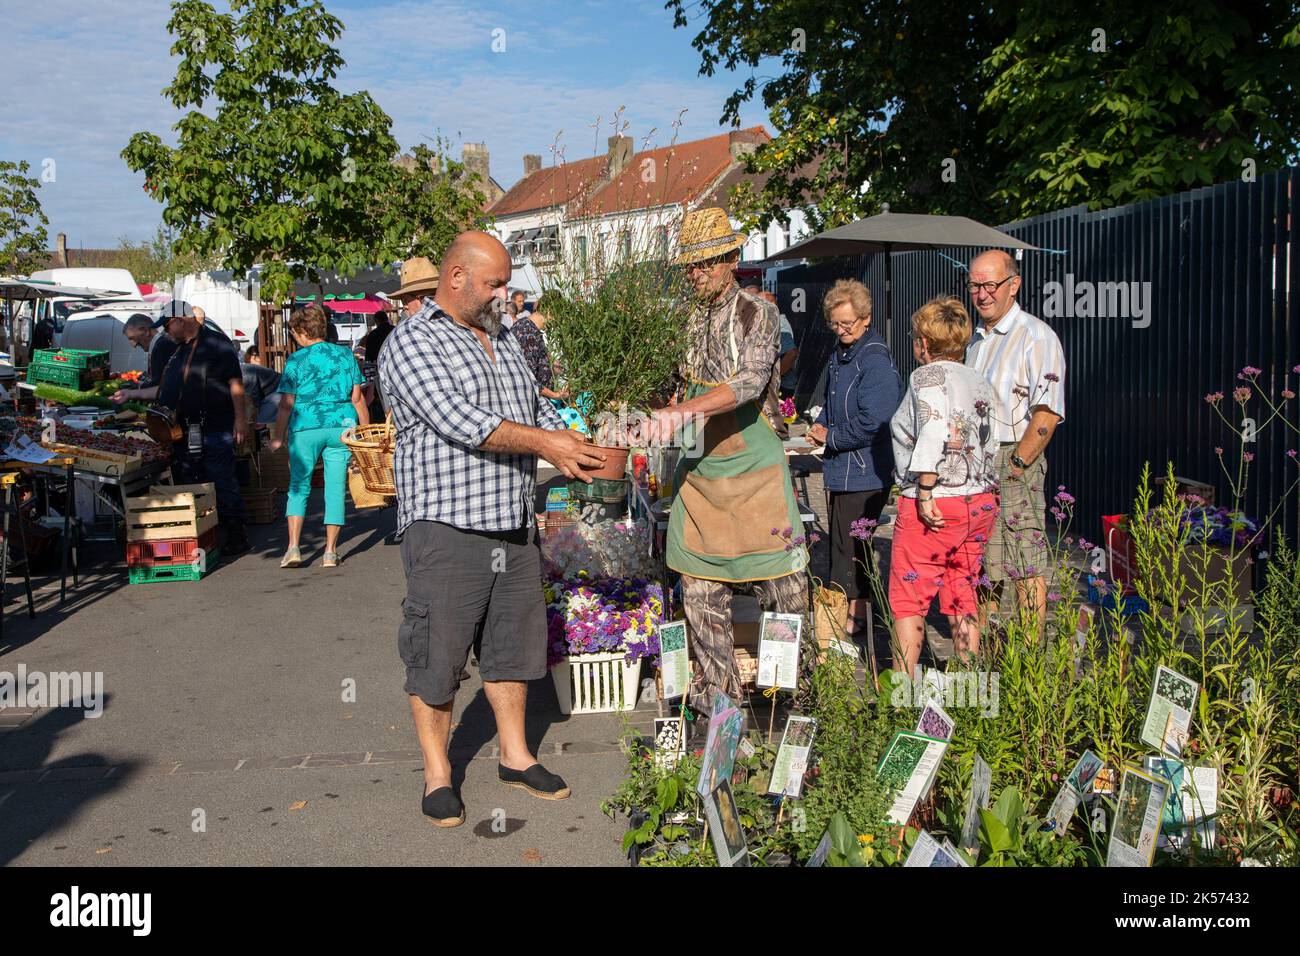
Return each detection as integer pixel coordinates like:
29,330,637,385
665,296,803,583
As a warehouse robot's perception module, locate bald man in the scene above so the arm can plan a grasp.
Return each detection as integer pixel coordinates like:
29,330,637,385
965,249,1066,633
377,231,604,826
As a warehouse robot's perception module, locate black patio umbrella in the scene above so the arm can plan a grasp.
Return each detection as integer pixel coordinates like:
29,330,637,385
760,208,1038,332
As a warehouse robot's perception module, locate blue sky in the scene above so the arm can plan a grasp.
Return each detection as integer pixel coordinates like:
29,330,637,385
0,0,771,250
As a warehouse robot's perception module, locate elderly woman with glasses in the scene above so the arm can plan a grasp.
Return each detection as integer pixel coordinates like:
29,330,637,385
806,279,903,641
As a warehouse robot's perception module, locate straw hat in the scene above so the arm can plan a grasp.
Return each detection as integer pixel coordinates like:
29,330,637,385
391,257,440,298
673,207,746,266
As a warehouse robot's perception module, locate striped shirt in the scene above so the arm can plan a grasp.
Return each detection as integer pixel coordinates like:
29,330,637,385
964,302,1066,443
377,298,564,534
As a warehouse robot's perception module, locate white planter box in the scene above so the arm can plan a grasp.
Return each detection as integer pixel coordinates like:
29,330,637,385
552,652,643,715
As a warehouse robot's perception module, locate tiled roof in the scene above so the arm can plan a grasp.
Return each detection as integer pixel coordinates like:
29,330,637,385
488,154,611,218
41,248,138,270
490,126,772,219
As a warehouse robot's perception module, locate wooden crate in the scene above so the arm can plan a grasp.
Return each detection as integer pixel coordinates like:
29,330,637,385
254,445,291,492
125,483,218,542
47,442,144,478
240,486,279,525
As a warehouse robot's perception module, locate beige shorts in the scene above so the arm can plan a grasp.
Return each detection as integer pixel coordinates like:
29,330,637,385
984,444,1049,583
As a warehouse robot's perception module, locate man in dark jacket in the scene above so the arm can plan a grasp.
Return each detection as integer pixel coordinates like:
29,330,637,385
808,279,903,640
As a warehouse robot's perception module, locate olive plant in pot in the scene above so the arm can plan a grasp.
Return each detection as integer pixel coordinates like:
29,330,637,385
540,219,694,481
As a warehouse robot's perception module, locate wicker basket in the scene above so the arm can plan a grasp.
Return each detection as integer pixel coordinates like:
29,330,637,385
348,466,390,509
341,413,396,496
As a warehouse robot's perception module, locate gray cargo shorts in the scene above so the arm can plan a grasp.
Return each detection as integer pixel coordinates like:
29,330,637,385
398,519,548,707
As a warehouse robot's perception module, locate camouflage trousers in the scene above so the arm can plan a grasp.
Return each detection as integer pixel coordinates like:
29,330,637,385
680,571,808,717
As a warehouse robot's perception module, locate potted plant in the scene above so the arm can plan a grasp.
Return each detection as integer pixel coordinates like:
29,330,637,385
541,234,693,476
544,573,664,715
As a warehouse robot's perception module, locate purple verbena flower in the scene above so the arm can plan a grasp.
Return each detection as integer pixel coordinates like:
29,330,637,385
1238,366,1262,379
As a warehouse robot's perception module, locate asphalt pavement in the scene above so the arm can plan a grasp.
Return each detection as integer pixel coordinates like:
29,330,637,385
0,494,653,867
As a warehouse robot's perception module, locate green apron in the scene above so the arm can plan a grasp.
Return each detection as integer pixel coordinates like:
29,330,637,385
665,301,803,583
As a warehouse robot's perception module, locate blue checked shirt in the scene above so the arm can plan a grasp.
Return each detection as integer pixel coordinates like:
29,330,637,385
377,298,564,534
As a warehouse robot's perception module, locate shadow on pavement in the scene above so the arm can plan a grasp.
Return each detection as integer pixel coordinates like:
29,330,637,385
0,695,136,866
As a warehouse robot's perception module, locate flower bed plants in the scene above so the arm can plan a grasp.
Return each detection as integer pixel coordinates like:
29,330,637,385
544,574,663,669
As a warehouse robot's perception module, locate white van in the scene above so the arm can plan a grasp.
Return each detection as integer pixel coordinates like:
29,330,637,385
28,267,145,344
172,273,262,348
58,305,152,375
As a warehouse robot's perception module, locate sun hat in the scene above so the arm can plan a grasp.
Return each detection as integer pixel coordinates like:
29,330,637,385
391,257,440,298
673,207,747,266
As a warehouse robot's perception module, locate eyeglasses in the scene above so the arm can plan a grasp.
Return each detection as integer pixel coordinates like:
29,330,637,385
966,276,1015,297
828,318,863,332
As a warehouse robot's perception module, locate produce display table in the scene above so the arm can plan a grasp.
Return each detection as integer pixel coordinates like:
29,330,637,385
0,470,36,637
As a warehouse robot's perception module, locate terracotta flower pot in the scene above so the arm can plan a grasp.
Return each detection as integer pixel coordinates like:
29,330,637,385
582,443,630,480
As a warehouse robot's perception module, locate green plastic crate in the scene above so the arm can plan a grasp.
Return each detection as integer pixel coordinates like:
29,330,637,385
127,549,221,584
32,348,111,370
27,362,101,390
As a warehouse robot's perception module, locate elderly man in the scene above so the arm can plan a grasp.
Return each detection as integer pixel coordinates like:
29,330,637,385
389,256,439,319
153,298,251,556
378,231,604,827
650,207,806,723
118,313,179,399
965,249,1066,630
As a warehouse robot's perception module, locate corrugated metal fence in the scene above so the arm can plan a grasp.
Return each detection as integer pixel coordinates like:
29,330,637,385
775,168,1299,546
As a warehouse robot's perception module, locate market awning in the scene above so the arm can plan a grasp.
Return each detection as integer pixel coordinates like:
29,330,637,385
0,278,120,301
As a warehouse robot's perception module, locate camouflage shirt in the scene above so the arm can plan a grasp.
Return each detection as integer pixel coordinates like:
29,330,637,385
680,284,784,433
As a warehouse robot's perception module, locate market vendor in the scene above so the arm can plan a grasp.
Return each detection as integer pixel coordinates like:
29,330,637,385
154,298,251,557
649,207,807,721
113,313,180,402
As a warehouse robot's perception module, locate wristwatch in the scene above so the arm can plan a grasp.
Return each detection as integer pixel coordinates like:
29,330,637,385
1010,453,1029,470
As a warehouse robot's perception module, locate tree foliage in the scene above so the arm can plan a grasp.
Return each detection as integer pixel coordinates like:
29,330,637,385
122,0,485,302
114,225,222,285
668,0,1300,228
0,160,50,275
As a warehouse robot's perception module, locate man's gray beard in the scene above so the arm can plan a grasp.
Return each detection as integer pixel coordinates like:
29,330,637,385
472,301,503,335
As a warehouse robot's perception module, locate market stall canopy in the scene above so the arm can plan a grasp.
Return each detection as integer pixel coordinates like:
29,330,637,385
760,211,1038,262
319,294,387,314
0,278,118,301
758,210,1038,335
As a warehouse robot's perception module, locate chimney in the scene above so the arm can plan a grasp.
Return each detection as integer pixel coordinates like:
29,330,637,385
522,154,542,177
56,232,67,268
462,142,491,184
728,129,763,161
605,135,632,179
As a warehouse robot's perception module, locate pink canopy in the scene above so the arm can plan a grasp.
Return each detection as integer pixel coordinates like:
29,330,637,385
323,295,386,314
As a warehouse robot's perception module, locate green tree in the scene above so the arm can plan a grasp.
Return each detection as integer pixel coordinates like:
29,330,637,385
387,140,490,263
123,0,480,302
983,1,1300,216
0,160,50,275
668,0,1015,231
671,0,1300,228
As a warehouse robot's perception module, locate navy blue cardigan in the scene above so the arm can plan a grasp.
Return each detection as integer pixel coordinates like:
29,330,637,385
814,329,903,493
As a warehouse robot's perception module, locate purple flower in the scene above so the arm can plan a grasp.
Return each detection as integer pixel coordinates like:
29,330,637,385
1054,489,1075,505
976,574,992,588
1078,538,1094,551
1288,449,1298,460
809,532,821,544
1214,446,1224,455
783,526,793,537
1044,372,1060,382
902,571,919,582
849,518,877,541
974,400,990,414
770,527,780,536
1283,389,1297,400
1047,591,1062,602
1244,452,1255,463
1051,507,1066,522
1234,386,1252,403
1205,391,1224,404
1238,366,1262,379
1294,364,1300,374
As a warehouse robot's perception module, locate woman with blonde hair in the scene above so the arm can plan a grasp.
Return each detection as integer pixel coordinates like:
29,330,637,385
269,302,369,568
806,279,903,640
887,296,998,676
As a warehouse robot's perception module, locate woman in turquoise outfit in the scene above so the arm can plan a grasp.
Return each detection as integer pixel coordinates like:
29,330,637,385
268,303,369,568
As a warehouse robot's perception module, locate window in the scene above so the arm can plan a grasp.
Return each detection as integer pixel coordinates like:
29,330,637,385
657,226,670,258
574,235,588,263
618,232,631,261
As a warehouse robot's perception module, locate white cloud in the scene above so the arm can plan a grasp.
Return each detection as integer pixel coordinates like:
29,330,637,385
0,0,770,247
